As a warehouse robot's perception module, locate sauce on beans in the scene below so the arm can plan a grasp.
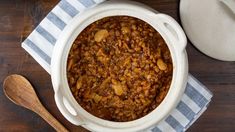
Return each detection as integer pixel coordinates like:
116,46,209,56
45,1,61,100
67,16,173,122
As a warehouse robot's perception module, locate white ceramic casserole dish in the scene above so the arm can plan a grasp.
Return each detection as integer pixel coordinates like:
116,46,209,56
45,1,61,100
51,0,188,131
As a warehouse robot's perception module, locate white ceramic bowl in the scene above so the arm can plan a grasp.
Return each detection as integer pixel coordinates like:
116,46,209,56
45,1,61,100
51,0,188,131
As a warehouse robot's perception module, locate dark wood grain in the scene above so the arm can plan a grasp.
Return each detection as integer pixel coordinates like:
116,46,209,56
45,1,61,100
0,0,234,132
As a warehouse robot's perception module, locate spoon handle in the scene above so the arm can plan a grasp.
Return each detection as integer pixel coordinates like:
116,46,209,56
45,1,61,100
33,102,69,132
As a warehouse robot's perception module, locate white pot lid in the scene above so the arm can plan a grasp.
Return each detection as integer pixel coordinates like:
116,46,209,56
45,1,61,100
180,0,235,61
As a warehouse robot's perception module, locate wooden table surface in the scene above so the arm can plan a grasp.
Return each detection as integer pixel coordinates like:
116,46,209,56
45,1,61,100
0,0,234,131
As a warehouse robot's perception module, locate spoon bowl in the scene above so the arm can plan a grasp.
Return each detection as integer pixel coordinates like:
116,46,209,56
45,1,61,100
3,74,39,110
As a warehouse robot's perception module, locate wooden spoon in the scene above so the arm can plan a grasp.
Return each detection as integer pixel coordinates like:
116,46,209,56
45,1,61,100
3,74,68,132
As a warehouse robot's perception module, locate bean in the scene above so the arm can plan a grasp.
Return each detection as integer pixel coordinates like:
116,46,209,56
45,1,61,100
157,58,167,70
94,29,109,42
121,27,130,34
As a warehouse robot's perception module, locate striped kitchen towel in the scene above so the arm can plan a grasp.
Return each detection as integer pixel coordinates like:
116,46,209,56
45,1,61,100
21,0,213,131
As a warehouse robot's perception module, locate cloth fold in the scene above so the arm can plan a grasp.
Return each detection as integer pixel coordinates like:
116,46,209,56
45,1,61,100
21,0,213,131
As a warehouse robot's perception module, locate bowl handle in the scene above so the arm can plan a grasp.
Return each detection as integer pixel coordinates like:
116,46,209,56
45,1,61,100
154,14,187,51
54,88,84,126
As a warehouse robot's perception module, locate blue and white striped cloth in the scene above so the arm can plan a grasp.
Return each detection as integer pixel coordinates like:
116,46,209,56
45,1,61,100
21,0,213,131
